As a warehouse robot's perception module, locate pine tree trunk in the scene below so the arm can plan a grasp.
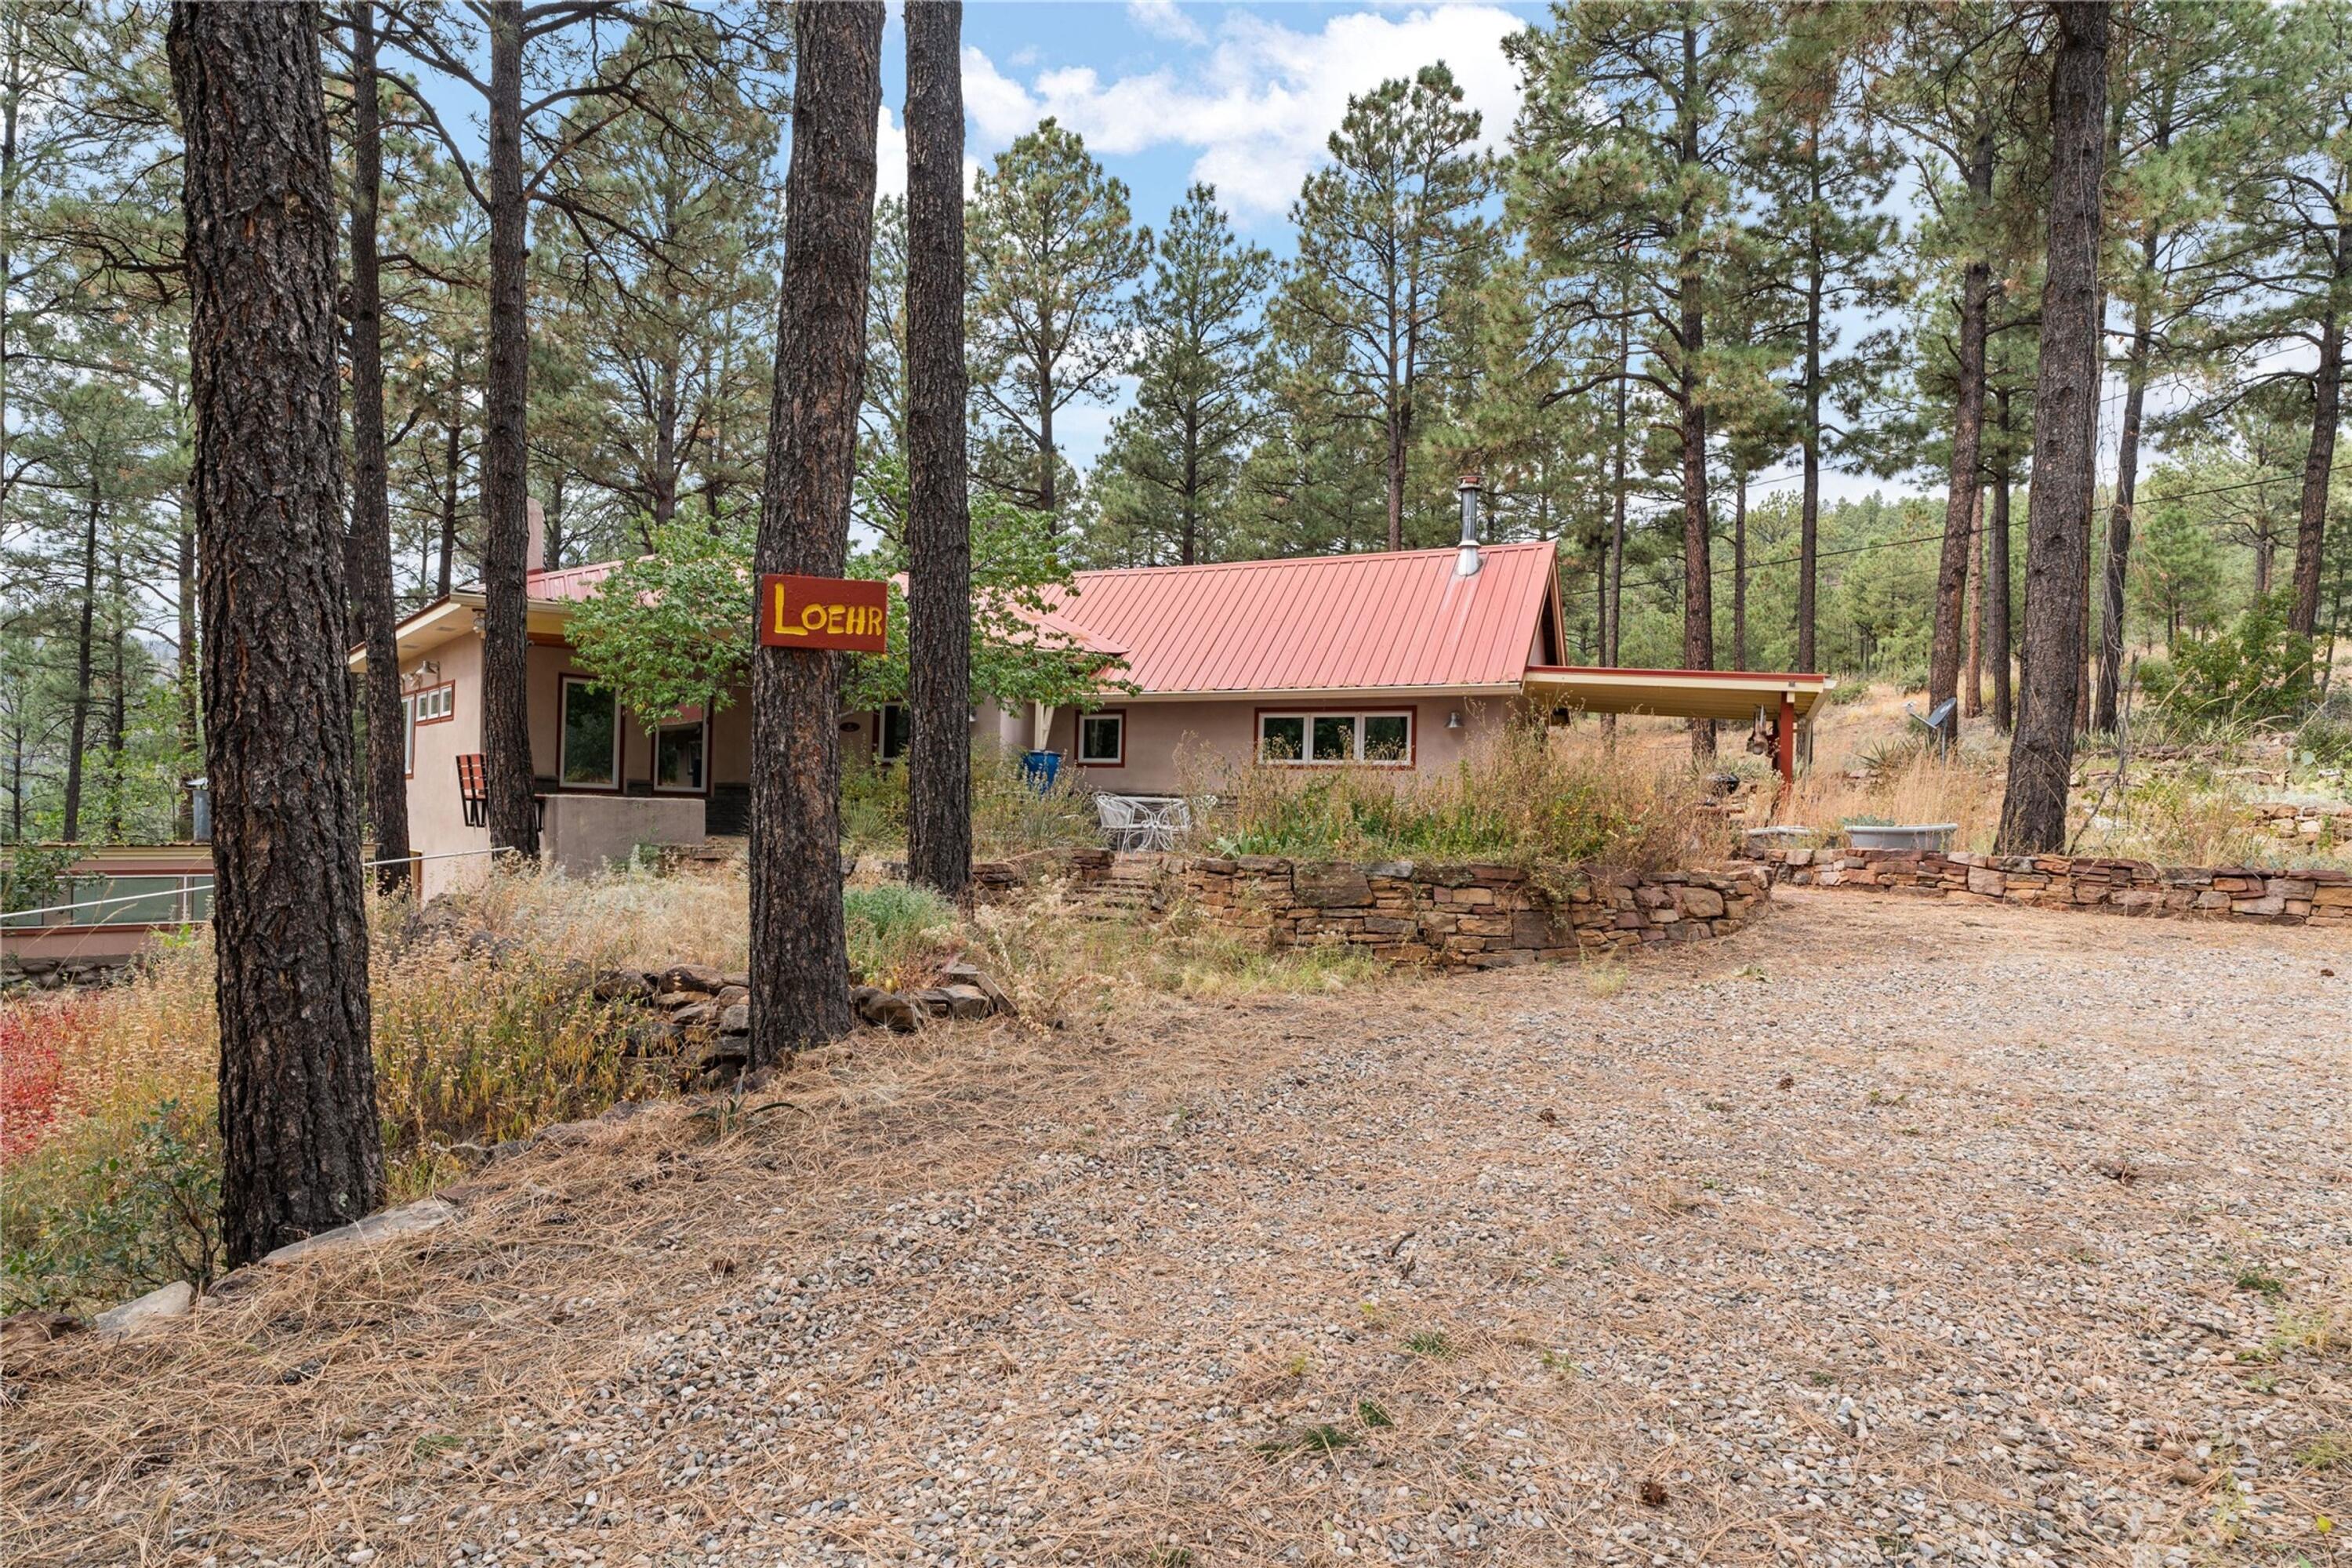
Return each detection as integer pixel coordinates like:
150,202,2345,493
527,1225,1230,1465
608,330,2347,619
437,410,459,599
176,511,199,839
1731,467,1747,671
347,1,408,894
749,0,883,1065
2095,281,2154,732
1991,389,2015,731
1677,20,1712,760
2290,220,2347,637
905,0,971,901
169,0,383,1268
62,489,98,842
479,0,536,855
1999,0,2108,854
1964,486,1983,717
1798,170,1824,674
1929,127,1993,742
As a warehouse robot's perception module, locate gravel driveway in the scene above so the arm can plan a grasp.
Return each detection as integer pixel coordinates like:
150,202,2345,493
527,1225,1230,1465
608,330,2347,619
10,891,2350,1567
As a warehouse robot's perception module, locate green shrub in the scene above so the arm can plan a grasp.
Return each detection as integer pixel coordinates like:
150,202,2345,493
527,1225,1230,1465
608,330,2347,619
2143,595,2318,730
2,1100,220,1312
844,882,956,986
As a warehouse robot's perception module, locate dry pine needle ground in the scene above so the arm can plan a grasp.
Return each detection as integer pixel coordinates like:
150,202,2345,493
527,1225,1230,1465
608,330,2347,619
5,892,2350,1568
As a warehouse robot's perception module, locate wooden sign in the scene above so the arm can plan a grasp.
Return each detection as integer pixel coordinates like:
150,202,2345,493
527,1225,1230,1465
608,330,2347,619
757,574,888,653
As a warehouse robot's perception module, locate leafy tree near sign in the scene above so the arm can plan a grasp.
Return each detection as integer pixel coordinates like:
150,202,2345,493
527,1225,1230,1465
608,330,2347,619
566,463,1112,728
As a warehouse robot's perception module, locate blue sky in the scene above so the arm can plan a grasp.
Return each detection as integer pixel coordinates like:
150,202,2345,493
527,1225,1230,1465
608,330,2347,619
871,1,1551,473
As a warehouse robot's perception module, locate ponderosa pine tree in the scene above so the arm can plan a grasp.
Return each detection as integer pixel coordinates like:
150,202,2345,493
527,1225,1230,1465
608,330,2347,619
1089,184,1274,565
966,119,1145,527
1999,0,2110,855
378,2,739,853
2092,2,2263,731
748,0,882,1063
342,1,409,893
168,0,384,1265
904,0,971,901
1749,5,1897,677
1279,65,1489,554
1508,0,1751,756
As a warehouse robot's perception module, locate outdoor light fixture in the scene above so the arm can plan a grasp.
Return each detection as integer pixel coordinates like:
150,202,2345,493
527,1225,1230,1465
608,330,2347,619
1446,711,1462,730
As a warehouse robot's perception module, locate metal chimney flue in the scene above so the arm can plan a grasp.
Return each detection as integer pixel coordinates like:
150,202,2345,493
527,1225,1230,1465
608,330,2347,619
1455,474,1483,577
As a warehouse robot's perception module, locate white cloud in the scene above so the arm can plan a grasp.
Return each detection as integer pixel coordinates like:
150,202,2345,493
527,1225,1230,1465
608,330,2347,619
871,101,985,205
962,5,1529,218
1127,0,1207,46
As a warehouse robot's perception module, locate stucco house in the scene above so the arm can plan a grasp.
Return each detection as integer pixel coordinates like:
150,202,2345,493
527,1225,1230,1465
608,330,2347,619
354,503,1832,895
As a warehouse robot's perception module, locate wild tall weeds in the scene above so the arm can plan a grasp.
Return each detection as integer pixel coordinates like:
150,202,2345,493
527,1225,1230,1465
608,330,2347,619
1203,723,1719,872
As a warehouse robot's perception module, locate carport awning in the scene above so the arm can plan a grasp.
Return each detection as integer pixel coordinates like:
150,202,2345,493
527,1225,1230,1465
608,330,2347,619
1523,666,1836,724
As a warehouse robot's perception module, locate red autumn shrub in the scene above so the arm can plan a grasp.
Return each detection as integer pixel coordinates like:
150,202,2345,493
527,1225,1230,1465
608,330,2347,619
0,1000,88,1163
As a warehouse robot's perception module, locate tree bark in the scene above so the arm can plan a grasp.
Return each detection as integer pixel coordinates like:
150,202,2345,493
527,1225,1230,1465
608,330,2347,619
437,408,460,599
2290,216,2347,637
2095,275,2154,732
480,0,536,855
749,0,883,1065
1991,387,2015,731
905,0,971,900
1998,0,2108,854
1677,20,1713,760
1731,466,1747,671
1928,125,1994,742
1798,244,1822,673
169,0,383,1269
1963,485,1983,717
62,489,98,842
347,1,408,893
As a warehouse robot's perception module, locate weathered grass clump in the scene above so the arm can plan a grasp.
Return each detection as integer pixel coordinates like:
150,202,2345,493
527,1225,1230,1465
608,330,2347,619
1205,723,1717,873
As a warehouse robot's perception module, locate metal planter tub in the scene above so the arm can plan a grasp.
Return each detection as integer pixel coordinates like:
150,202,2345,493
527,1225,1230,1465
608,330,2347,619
1843,822,1958,853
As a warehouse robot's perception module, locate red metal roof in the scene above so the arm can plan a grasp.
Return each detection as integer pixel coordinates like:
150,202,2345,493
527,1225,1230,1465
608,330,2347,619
1042,541,1559,695
510,543,1561,695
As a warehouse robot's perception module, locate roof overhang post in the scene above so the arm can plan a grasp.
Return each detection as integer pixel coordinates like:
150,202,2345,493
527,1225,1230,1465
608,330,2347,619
1777,690,1797,793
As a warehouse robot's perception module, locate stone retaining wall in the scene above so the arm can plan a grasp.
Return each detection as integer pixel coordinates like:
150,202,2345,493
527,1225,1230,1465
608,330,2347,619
1754,846,2350,928
2251,802,2352,849
1177,856,1770,967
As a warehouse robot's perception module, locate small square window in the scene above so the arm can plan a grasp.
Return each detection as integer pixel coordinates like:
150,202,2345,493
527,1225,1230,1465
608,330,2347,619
1311,715,1356,762
1078,712,1124,765
1363,713,1410,760
1259,714,1305,761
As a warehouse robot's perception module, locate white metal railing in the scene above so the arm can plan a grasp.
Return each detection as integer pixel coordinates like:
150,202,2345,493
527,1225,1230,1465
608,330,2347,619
1,846,507,929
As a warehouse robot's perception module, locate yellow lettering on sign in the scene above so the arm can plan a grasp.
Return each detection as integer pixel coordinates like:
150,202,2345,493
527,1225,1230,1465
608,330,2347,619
799,603,827,635
772,584,792,636
826,604,845,634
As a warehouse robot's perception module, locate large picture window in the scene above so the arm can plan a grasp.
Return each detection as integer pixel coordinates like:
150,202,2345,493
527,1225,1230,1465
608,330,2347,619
559,677,621,789
1077,710,1124,766
1258,709,1413,767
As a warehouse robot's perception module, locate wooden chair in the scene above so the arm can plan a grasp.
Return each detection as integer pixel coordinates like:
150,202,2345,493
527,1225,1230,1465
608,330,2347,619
456,754,543,833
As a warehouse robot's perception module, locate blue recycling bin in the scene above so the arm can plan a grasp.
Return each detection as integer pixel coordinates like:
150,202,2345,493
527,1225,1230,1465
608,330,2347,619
1021,749,1062,792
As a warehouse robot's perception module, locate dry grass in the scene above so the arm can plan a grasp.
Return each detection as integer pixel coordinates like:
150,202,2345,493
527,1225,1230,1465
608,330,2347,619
0,858,1387,1316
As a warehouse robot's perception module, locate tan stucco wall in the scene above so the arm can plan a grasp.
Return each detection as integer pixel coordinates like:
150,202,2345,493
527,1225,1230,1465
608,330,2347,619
542,793,706,880
405,639,736,898
1048,694,1521,795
